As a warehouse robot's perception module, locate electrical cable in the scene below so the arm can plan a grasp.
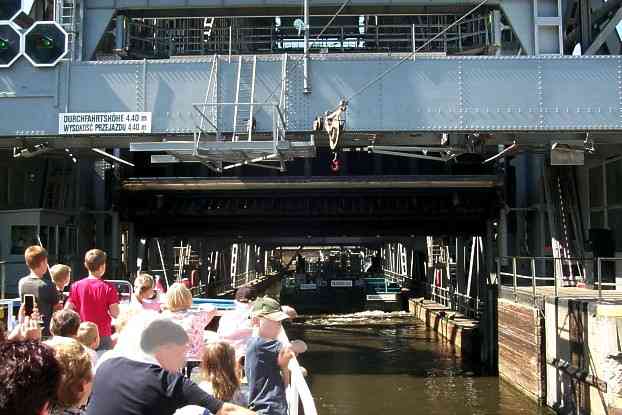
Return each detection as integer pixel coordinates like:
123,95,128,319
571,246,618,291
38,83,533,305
345,0,489,101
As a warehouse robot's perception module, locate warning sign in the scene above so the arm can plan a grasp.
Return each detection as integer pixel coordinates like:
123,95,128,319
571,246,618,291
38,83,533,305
59,112,152,135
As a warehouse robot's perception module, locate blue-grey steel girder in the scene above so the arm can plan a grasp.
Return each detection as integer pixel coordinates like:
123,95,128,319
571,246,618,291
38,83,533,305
86,0,500,9
1,53,621,140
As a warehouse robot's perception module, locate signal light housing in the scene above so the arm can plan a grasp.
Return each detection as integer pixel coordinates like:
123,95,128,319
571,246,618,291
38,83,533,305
0,22,21,68
0,0,21,21
23,21,67,67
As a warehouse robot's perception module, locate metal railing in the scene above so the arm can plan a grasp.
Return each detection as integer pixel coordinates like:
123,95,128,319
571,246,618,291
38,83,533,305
0,298,20,333
595,257,622,300
123,14,491,59
495,256,617,304
428,283,480,318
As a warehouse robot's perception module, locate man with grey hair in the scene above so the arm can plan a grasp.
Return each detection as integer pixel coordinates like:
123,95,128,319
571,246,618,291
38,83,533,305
87,316,255,415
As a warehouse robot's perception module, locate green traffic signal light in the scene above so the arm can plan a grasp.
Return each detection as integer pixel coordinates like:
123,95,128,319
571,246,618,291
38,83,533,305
0,38,8,50
36,35,54,49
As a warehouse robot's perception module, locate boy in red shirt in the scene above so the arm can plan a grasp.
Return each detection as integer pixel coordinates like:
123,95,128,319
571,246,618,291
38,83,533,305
65,249,119,350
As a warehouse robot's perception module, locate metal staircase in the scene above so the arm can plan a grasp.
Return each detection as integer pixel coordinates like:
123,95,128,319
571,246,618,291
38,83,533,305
543,164,586,286
232,55,257,141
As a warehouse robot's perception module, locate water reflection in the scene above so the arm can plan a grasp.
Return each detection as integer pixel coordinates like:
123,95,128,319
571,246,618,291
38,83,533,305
287,311,549,415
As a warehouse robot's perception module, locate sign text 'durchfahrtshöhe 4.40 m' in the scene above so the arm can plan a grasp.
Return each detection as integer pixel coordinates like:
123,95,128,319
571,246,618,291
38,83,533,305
59,112,152,135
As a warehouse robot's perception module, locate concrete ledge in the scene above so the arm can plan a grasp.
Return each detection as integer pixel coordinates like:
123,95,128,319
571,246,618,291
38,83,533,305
409,298,479,354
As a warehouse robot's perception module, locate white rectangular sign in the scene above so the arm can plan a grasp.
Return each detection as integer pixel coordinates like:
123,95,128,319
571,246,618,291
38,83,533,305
331,280,353,287
59,112,152,135
366,294,398,301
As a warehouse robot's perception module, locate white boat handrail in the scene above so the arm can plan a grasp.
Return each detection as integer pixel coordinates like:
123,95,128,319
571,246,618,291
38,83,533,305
278,328,318,415
0,297,20,332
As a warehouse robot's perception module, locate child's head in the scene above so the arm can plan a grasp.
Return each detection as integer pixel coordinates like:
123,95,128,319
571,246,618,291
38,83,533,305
200,341,240,401
165,283,193,312
24,245,48,277
50,309,81,338
234,286,256,304
76,321,100,350
134,273,155,302
48,337,93,410
50,264,71,290
84,249,107,278
251,297,289,340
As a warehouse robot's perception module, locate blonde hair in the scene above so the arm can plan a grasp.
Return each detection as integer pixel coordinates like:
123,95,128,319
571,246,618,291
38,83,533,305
49,338,93,410
24,245,47,270
76,322,99,349
84,249,107,273
134,273,155,300
113,306,143,335
165,283,193,312
50,264,71,285
200,341,240,401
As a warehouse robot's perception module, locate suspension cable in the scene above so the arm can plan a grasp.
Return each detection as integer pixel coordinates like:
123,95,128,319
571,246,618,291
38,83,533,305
262,0,354,104
345,0,489,101
315,0,352,40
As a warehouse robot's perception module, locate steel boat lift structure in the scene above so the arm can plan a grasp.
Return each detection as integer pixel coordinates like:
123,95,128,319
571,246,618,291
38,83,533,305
1,0,622,169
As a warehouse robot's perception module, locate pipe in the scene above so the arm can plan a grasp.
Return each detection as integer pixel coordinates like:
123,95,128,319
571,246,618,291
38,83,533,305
303,0,311,93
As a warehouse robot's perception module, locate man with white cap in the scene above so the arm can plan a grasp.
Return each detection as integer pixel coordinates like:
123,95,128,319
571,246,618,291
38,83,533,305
245,297,306,415
87,314,255,415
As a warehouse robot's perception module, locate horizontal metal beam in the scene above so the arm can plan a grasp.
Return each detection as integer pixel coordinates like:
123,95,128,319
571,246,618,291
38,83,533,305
2,54,622,139
88,0,500,11
121,175,499,191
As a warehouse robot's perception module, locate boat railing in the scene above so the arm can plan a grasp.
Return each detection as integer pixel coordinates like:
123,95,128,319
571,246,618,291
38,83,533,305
0,297,20,332
278,329,318,415
106,279,133,304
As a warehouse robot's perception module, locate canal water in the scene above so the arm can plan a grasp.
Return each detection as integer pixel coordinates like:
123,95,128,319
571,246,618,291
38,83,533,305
287,311,548,415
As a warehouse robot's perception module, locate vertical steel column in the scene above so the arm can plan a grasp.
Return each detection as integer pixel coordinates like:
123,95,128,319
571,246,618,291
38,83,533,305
245,243,251,284
512,256,517,301
231,244,238,288
303,0,310,93
598,257,602,300
0,261,5,299
553,258,562,298
531,257,537,306
412,24,416,60
228,26,232,62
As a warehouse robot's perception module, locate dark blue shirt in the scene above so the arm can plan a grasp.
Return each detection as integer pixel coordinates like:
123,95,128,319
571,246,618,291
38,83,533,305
86,357,223,415
245,336,288,415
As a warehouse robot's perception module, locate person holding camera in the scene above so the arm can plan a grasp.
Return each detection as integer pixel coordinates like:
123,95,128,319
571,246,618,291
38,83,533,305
18,246,59,337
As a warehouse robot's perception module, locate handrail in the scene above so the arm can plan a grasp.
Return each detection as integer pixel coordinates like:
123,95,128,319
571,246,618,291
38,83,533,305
595,257,622,300
125,14,490,58
277,329,318,415
0,298,20,332
428,283,479,318
494,255,622,304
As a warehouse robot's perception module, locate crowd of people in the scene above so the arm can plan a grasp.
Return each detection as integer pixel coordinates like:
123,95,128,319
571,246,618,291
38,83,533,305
0,245,306,415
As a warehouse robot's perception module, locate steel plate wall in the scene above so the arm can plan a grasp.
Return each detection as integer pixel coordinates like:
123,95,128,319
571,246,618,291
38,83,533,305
1,55,621,137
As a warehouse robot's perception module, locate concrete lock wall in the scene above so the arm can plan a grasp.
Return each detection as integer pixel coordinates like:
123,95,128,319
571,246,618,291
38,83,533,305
587,302,622,414
544,298,622,414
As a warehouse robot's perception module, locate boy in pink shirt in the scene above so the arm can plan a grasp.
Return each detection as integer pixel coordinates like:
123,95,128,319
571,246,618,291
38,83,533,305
65,249,120,350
